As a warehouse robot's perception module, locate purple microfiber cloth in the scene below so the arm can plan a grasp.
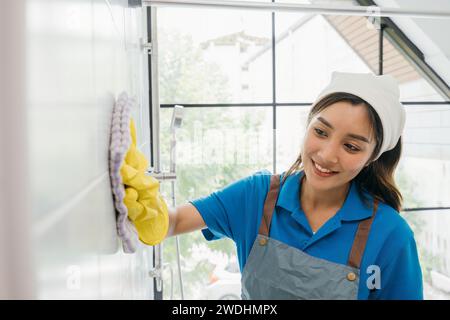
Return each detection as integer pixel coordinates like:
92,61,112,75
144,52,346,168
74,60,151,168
109,92,139,253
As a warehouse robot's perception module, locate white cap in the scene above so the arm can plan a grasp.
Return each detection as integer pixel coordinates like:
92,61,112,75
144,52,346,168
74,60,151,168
314,72,406,161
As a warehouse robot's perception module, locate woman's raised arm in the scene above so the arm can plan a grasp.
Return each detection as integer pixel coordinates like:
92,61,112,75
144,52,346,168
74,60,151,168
166,203,206,238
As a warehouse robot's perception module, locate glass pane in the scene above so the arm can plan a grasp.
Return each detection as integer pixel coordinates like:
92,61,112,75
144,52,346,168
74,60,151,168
403,210,450,299
273,14,372,103
380,33,446,102
273,12,446,103
276,105,310,172
400,105,450,208
398,76,445,102
159,106,273,299
324,14,446,101
158,8,272,104
399,104,450,299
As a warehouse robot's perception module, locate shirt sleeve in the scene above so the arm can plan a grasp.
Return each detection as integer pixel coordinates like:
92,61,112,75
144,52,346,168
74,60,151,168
189,170,270,243
370,225,424,300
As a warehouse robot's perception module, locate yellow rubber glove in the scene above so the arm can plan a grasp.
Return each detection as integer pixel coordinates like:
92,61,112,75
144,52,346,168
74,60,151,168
125,119,149,172
120,118,169,246
123,188,146,221
134,195,169,245
121,164,155,190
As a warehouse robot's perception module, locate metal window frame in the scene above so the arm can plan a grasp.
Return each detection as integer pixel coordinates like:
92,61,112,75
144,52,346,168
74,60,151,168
144,0,450,19
144,0,450,299
357,0,450,100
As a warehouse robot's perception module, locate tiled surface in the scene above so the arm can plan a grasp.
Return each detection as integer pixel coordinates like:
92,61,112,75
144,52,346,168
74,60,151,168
26,0,154,299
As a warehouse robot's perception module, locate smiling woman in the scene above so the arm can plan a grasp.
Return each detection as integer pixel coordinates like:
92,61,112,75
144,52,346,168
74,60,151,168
283,74,403,213
169,72,423,300
285,92,395,239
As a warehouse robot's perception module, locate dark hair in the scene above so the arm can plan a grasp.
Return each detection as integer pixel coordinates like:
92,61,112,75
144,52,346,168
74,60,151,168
282,92,403,212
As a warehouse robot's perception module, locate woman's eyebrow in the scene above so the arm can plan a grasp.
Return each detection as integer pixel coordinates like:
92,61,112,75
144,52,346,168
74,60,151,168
317,116,370,144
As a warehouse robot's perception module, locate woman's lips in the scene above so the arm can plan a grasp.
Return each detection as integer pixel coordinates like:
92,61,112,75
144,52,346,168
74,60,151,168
311,160,339,178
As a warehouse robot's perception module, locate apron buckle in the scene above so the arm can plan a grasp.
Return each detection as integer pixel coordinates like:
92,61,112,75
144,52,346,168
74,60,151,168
347,272,357,281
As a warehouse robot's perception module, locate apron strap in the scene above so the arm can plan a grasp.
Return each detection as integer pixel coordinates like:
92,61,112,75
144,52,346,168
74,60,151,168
258,174,281,236
258,173,379,269
347,198,379,269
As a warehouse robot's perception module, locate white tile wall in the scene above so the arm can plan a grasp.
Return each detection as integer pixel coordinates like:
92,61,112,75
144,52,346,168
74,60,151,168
9,0,155,299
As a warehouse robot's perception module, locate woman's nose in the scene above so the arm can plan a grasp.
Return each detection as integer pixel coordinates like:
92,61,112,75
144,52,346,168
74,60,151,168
318,142,339,165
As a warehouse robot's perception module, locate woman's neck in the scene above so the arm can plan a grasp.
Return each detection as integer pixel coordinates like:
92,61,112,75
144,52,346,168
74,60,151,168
300,175,350,211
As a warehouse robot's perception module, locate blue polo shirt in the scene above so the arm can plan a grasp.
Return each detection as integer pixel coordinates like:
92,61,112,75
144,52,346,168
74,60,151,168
190,170,423,300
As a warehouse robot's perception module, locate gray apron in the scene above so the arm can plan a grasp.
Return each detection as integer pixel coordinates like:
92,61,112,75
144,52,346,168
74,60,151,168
241,174,378,300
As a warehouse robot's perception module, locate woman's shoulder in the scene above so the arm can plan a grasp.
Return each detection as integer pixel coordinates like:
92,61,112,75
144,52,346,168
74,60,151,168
251,169,273,177
246,169,273,190
357,186,413,238
226,169,273,194
374,200,415,240
245,169,275,183
247,169,299,192
370,201,421,278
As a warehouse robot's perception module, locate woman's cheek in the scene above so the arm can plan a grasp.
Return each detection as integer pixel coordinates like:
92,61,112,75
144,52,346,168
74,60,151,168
303,131,321,152
343,158,366,178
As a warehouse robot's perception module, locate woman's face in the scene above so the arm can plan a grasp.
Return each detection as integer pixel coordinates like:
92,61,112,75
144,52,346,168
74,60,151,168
301,101,377,191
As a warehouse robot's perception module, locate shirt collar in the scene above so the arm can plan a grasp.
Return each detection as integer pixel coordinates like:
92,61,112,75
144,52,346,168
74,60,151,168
276,170,375,222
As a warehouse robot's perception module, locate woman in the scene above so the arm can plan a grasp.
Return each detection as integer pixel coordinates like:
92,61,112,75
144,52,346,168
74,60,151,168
165,72,423,300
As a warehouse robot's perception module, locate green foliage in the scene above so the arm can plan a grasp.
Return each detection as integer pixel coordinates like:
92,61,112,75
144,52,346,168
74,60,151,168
159,28,230,105
396,164,442,285
158,29,269,299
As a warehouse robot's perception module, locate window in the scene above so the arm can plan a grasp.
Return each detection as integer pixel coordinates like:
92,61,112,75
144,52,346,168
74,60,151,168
156,6,450,300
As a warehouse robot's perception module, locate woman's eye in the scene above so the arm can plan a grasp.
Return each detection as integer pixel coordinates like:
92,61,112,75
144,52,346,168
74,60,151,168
345,144,360,152
313,128,360,152
314,128,326,136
